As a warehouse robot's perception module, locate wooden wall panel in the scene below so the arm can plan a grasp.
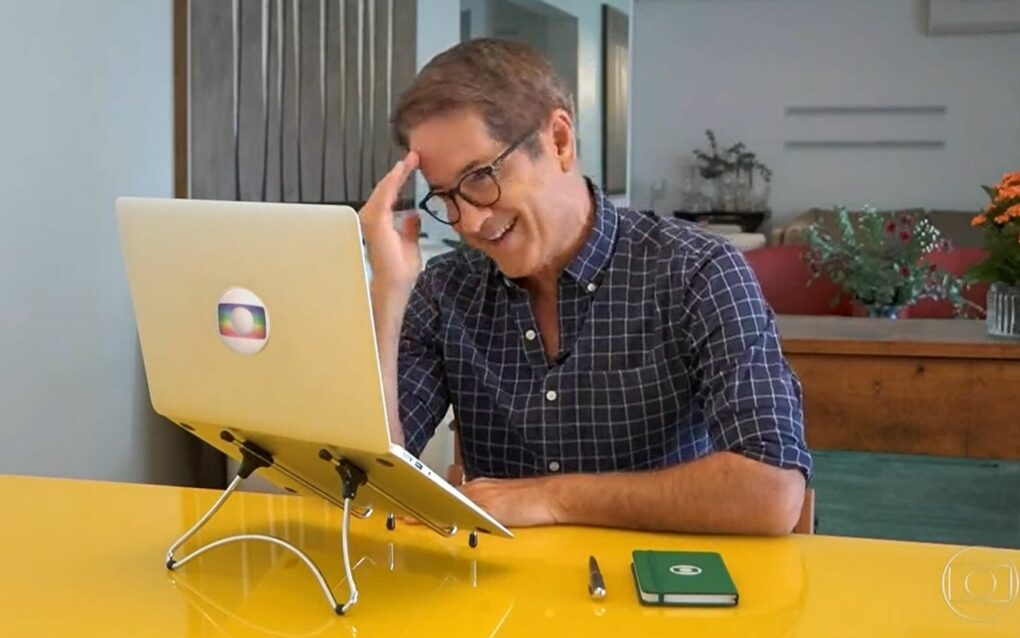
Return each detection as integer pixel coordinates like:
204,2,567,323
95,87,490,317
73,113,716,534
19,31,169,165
185,0,417,205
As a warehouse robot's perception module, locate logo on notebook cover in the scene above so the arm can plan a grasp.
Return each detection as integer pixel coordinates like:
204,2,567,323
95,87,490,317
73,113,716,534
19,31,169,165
217,288,270,355
670,565,703,576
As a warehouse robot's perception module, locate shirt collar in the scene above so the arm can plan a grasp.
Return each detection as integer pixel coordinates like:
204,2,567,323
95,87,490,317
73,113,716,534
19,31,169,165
493,178,619,291
563,179,619,290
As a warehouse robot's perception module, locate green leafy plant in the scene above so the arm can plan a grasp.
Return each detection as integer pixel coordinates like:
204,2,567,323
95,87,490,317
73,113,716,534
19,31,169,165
804,206,974,314
693,129,772,185
968,171,1020,286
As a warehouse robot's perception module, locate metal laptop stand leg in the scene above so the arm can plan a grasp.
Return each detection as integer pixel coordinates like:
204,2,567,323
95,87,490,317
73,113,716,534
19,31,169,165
165,433,372,615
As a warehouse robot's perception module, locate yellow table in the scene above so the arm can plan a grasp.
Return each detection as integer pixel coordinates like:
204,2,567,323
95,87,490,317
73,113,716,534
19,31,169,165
2,475,1017,636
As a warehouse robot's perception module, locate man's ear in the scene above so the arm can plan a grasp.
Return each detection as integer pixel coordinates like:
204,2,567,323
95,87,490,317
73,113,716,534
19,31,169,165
548,109,576,173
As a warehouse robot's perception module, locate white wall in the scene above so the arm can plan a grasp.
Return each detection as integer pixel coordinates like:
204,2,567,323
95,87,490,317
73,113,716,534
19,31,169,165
0,1,196,485
632,0,1020,224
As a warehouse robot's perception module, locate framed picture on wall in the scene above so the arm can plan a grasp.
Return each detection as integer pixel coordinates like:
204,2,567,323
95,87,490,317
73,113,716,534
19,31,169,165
601,4,629,196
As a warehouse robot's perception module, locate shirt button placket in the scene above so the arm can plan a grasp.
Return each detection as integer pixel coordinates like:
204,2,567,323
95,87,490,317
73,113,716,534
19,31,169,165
543,384,559,474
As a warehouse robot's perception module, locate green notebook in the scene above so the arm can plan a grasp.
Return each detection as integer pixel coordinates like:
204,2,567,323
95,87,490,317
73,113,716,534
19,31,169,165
631,550,739,607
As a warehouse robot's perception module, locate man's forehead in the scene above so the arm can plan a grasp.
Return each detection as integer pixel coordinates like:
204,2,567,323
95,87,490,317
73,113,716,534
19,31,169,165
408,114,499,189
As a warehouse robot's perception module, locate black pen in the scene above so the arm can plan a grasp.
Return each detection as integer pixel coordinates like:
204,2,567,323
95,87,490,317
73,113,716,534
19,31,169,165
588,555,607,600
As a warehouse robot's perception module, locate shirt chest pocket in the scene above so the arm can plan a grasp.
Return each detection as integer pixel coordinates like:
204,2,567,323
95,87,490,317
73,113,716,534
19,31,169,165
537,360,685,472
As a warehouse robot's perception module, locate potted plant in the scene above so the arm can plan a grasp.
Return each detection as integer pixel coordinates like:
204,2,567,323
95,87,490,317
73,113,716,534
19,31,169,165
804,206,972,318
693,130,772,213
968,171,1020,337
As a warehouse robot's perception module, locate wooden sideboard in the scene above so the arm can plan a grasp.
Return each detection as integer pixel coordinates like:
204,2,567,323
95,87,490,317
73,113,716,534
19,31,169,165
777,316,1020,460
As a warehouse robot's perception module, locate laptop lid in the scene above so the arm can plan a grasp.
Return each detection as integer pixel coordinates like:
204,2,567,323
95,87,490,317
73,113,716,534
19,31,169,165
117,197,392,457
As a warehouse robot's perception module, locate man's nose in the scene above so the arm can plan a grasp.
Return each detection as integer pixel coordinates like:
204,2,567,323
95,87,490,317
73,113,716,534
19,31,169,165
454,198,491,236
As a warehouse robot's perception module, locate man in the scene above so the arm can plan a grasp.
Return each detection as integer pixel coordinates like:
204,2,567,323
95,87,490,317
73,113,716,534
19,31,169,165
360,39,810,535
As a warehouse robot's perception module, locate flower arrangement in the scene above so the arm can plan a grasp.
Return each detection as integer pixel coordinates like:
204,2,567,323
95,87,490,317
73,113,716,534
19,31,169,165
968,171,1020,286
804,206,972,316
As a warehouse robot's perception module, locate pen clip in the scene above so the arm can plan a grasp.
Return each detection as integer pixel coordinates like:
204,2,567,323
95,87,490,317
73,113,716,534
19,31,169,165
588,555,607,600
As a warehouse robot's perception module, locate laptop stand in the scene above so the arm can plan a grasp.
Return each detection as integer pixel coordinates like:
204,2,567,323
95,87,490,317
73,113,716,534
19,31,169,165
165,432,372,614
164,431,479,615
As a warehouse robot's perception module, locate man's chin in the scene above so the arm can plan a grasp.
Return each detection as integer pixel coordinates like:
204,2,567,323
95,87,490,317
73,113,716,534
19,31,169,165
490,256,537,281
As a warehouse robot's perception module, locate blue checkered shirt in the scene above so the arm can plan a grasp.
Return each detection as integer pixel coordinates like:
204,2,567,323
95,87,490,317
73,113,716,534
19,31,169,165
398,185,812,481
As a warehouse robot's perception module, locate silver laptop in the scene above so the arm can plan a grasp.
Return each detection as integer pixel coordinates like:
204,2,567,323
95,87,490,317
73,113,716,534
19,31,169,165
116,196,511,540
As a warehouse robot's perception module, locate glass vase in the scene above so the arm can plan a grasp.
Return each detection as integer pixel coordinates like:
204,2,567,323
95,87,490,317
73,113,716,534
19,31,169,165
866,305,902,319
749,179,770,212
986,282,1020,338
678,165,712,213
713,174,737,212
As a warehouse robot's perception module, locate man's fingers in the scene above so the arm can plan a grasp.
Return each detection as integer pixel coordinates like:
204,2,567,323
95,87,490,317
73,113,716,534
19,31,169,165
398,213,421,244
458,478,497,502
378,151,420,208
361,151,420,228
400,150,420,180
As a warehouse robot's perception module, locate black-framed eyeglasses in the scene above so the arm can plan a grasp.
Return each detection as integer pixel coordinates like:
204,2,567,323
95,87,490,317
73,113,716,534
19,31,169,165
418,129,536,226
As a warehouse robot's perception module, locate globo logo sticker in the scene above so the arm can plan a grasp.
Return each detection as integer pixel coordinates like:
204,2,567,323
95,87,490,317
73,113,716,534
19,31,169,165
669,564,703,576
217,288,270,355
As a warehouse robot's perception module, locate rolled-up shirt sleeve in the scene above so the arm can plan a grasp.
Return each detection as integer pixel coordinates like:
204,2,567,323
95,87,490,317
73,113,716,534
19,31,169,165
679,243,813,481
396,268,450,458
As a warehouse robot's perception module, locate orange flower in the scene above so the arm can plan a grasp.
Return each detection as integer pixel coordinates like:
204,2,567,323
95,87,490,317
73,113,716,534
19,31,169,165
972,214,987,226
997,185,1020,202
990,203,1020,225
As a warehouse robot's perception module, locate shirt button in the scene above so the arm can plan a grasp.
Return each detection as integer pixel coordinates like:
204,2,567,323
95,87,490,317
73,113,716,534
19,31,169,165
545,390,558,402
586,282,597,293
524,329,537,341
548,460,561,472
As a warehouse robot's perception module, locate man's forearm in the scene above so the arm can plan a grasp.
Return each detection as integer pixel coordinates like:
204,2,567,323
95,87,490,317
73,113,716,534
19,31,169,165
546,452,805,536
370,277,414,446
